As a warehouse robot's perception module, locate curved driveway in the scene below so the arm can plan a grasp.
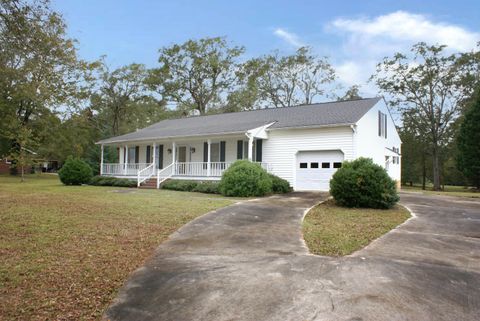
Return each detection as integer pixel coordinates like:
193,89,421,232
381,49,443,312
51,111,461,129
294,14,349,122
105,192,480,321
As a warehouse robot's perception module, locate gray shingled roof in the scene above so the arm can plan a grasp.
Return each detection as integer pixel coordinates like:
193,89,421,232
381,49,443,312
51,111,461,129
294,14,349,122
97,97,381,144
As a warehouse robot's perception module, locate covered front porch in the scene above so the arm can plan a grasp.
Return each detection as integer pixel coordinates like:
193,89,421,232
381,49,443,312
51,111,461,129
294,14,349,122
99,128,270,187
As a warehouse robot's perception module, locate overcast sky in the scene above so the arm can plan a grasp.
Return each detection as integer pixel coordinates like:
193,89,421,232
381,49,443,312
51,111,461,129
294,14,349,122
54,0,480,96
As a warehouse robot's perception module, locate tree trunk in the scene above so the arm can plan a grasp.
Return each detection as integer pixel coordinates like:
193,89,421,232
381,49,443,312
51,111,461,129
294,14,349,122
432,145,441,191
21,165,25,183
422,153,426,190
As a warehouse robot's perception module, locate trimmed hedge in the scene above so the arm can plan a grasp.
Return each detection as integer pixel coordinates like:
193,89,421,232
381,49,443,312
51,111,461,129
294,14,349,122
161,180,198,192
58,157,93,185
269,174,292,193
161,180,220,194
329,157,399,209
90,175,137,187
219,160,272,197
192,181,220,194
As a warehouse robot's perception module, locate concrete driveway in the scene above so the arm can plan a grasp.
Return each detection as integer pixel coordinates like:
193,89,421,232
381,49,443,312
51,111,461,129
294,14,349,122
105,192,480,321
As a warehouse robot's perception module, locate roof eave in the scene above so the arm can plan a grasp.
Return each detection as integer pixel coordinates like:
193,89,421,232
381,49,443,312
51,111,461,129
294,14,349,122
95,130,250,145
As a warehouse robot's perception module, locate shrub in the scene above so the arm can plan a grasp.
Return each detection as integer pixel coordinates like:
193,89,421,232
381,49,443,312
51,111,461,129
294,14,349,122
89,175,136,187
269,174,292,193
58,157,93,185
161,180,198,192
219,160,272,197
192,181,220,194
112,178,137,187
329,157,399,209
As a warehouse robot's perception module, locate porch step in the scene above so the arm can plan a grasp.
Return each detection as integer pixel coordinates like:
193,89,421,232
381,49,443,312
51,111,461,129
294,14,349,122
139,177,157,189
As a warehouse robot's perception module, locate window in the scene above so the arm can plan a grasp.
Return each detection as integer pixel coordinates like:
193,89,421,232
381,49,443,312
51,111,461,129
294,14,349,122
322,162,330,168
210,143,220,162
241,141,256,160
310,162,319,168
128,147,136,164
299,163,308,168
378,111,387,138
333,162,342,168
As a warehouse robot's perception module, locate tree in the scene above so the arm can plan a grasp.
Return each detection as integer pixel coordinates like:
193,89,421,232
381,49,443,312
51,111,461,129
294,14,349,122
399,118,430,189
93,62,152,135
243,47,336,108
338,85,362,101
149,37,244,115
7,123,37,181
371,43,473,190
0,0,91,166
457,89,480,188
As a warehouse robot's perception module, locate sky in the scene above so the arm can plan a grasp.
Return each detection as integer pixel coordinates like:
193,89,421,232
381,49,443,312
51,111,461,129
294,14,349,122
53,0,480,96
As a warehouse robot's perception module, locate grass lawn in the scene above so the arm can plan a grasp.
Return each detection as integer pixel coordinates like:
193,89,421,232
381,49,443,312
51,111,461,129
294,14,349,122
302,200,410,256
401,184,480,198
0,174,235,321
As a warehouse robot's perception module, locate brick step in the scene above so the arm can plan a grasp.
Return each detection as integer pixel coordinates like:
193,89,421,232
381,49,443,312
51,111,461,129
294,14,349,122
139,178,158,189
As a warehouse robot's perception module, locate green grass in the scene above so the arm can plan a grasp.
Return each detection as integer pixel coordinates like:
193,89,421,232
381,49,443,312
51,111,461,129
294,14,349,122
0,174,235,321
402,184,480,198
302,200,410,256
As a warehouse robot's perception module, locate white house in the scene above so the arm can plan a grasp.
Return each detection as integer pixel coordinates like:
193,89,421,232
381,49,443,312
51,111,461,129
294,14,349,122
96,97,401,191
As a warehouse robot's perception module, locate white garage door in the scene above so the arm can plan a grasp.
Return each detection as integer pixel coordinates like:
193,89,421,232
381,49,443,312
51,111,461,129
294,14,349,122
296,150,344,191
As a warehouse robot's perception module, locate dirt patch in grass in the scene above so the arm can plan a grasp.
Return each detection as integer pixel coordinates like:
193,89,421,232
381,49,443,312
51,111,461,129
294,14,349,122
302,199,410,256
0,174,234,321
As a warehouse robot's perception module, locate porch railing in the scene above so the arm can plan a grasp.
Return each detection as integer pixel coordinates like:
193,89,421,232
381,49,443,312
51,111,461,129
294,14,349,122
102,161,271,178
173,162,232,177
157,163,175,188
137,163,156,187
102,163,152,176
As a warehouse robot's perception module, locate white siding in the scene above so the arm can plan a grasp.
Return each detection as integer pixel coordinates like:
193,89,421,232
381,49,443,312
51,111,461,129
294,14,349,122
263,127,354,188
355,100,402,182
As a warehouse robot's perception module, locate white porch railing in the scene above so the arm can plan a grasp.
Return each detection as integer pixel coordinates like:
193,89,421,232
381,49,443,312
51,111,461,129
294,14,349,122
157,163,174,188
102,163,123,175
103,161,272,179
173,162,231,177
102,163,152,176
137,163,156,187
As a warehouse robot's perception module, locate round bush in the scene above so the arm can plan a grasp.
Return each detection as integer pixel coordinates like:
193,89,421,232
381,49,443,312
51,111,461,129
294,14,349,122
219,160,272,197
329,157,399,209
269,174,292,193
58,157,93,185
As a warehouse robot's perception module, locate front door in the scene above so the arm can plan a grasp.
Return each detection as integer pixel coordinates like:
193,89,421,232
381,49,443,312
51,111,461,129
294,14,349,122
177,146,187,174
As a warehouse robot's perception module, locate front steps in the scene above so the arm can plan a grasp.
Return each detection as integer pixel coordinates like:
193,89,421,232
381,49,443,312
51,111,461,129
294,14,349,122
139,177,157,189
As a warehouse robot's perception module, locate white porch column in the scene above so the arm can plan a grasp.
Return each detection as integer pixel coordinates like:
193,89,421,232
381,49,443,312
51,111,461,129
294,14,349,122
247,136,254,161
100,144,104,175
172,142,176,175
152,143,156,166
124,145,128,175
207,139,212,176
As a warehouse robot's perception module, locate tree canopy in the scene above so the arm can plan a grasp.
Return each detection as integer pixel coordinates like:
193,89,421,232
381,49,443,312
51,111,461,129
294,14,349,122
371,43,475,190
457,88,480,188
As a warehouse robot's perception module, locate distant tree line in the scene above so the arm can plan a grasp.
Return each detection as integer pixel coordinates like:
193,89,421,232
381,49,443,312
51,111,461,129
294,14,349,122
1,0,478,189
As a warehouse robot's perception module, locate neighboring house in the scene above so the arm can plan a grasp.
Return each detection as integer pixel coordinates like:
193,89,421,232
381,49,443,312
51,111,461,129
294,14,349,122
96,97,401,191
0,148,56,174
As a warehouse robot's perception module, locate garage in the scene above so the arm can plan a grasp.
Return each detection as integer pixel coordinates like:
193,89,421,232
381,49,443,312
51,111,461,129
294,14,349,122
295,150,344,191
